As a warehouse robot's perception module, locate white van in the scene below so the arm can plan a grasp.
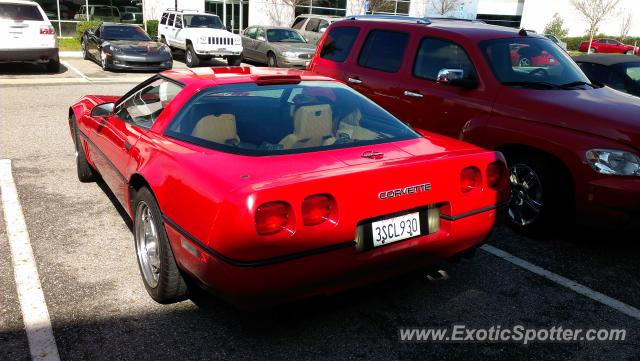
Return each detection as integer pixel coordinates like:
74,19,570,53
0,0,59,72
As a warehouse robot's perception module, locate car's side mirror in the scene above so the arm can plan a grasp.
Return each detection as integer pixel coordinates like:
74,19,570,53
436,68,478,89
91,102,114,117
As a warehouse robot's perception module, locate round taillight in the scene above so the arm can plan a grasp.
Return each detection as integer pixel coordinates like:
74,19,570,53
302,194,334,226
487,161,508,190
460,166,482,193
255,202,290,235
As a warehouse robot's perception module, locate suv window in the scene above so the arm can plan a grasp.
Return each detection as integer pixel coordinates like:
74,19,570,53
115,79,183,129
413,38,476,81
320,26,359,62
358,30,409,73
174,15,182,28
244,27,256,39
0,3,43,20
160,12,168,25
168,13,175,26
292,16,307,30
305,18,321,32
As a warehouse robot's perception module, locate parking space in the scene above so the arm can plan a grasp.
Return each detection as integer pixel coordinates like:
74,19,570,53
0,81,639,361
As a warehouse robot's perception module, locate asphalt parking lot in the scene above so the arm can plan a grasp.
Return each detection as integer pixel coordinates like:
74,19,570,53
0,58,639,361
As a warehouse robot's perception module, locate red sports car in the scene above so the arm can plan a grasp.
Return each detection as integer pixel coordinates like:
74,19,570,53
579,38,639,55
68,67,508,308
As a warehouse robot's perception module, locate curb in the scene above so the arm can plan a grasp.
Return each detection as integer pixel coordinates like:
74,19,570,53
60,51,83,58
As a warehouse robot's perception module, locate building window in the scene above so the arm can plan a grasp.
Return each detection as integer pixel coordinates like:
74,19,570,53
295,0,347,17
368,0,410,15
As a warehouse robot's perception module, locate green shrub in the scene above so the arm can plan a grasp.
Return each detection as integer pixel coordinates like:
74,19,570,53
146,20,159,39
75,20,102,41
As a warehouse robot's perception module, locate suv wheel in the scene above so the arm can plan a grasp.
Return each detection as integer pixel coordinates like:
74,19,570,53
227,55,242,66
505,153,571,235
185,43,200,67
46,59,60,73
267,52,277,67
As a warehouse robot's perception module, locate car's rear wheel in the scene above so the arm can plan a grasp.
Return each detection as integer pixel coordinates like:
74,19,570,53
625,49,634,55
46,59,60,73
133,187,188,304
185,43,199,67
505,152,571,235
71,115,98,183
227,55,242,66
267,52,277,67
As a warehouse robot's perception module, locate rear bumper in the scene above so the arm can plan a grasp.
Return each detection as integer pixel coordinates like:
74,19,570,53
0,48,59,62
165,207,500,308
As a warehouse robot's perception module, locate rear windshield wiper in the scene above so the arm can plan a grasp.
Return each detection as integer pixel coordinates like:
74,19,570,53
501,81,569,90
560,81,599,89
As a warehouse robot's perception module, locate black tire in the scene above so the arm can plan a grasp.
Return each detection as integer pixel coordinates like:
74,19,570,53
71,115,98,183
185,43,200,67
625,49,634,55
82,39,89,60
133,187,188,304
267,52,277,67
46,59,60,73
227,54,242,66
505,152,571,235
589,47,597,54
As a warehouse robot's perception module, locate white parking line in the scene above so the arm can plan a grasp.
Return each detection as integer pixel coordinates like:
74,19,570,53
60,60,89,81
481,244,640,321
0,159,61,361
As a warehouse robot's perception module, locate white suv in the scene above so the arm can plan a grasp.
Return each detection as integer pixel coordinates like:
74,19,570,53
158,9,242,67
0,0,59,72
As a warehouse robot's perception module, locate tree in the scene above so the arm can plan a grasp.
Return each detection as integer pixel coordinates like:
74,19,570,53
620,12,633,42
266,0,301,26
430,0,463,16
571,0,621,52
543,13,569,38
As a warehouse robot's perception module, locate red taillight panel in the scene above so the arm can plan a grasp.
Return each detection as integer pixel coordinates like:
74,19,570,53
460,166,482,193
255,202,290,235
40,26,55,35
302,194,334,226
487,161,508,190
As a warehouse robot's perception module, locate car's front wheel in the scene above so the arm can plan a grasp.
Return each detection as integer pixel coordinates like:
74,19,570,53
133,187,188,304
267,52,277,67
588,47,597,54
505,153,571,235
625,49,634,55
71,115,98,183
185,43,200,67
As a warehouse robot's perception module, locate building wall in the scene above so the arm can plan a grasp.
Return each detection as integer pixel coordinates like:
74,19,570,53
144,0,205,23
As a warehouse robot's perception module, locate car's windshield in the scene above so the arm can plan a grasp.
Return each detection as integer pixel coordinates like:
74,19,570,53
0,4,43,20
480,37,591,88
103,26,151,41
618,63,640,84
183,14,224,29
266,29,306,43
165,81,419,155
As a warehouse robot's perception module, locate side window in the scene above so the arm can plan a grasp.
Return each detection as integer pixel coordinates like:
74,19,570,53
174,15,182,28
358,30,409,73
168,13,175,27
291,17,307,30
244,27,256,39
115,79,183,128
160,12,168,25
256,27,265,41
320,26,360,62
318,20,329,33
305,18,321,32
413,37,476,81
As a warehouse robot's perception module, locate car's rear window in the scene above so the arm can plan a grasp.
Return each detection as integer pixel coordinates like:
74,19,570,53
0,3,43,21
164,81,419,156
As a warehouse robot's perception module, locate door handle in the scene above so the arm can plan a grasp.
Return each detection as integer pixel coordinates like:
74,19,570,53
404,90,423,98
348,77,363,84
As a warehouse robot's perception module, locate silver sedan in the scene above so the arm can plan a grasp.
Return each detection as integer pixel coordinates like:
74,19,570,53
241,26,316,68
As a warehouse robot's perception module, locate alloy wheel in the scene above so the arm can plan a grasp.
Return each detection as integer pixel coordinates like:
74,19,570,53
135,201,161,288
508,163,544,226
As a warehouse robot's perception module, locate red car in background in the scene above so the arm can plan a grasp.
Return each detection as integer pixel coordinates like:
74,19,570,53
579,38,639,55
68,67,508,307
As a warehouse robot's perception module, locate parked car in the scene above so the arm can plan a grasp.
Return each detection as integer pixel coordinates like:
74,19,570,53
81,23,172,71
74,5,120,22
309,15,640,234
241,26,315,68
574,54,640,97
158,9,241,67
0,0,59,72
120,11,142,24
579,38,639,55
291,14,342,45
67,67,508,307
544,34,567,50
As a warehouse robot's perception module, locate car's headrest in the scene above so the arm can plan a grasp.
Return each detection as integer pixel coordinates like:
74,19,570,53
293,104,332,139
191,114,240,146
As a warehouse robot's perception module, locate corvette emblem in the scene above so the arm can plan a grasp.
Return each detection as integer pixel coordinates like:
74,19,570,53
378,183,431,200
361,151,384,159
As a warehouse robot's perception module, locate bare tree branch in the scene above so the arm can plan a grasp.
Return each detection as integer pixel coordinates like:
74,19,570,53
571,0,621,51
620,12,633,41
430,0,463,16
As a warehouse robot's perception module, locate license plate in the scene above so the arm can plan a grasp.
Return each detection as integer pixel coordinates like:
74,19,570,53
371,212,421,247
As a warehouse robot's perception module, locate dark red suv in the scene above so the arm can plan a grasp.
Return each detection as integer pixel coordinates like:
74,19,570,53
308,15,640,234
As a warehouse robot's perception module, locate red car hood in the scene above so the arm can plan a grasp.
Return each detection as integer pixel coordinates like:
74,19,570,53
496,87,640,150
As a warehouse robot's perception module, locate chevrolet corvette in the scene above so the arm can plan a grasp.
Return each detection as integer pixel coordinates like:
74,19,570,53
68,67,508,307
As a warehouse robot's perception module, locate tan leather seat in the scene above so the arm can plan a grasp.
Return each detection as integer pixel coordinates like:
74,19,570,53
191,114,240,145
279,105,334,149
336,109,378,141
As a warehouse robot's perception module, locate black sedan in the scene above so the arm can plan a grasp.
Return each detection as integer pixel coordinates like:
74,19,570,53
82,23,173,71
574,54,640,97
